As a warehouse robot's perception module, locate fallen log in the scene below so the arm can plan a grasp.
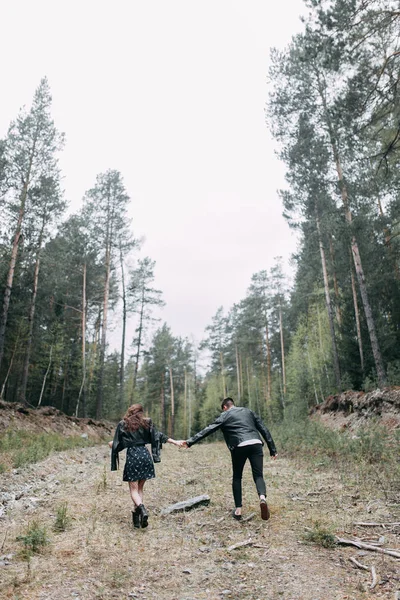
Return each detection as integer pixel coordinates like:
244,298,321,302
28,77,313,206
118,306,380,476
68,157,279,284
336,537,400,559
161,494,211,515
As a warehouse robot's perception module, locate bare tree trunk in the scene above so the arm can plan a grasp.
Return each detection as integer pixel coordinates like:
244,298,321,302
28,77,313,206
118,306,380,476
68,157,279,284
160,371,165,432
235,343,241,403
87,316,100,413
96,245,111,419
316,304,330,383
188,374,192,438
279,300,286,397
260,350,268,407
329,234,343,327
130,287,145,402
265,320,272,400
319,83,387,387
246,358,251,409
119,248,126,413
350,249,365,374
0,145,36,371
184,367,188,438
220,350,227,397
37,345,52,407
19,225,45,403
315,207,341,389
75,263,87,417
169,366,175,437
238,351,244,399
335,154,386,387
0,331,20,400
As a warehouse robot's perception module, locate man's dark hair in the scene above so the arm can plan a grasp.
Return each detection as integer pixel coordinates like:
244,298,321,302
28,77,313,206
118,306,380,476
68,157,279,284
221,397,235,410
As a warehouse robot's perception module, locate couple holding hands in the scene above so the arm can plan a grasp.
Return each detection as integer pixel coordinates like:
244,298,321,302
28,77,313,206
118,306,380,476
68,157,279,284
110,398,277,529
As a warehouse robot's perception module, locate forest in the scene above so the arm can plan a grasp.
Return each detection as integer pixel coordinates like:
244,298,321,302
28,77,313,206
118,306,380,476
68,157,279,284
0,0,399,439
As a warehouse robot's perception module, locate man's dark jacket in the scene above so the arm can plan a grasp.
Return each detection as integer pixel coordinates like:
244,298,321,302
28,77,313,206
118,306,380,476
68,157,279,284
186,406,277,454
111,420,168,471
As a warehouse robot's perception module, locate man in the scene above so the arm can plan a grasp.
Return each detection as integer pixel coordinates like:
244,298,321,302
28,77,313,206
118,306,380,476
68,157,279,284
183,397,277,521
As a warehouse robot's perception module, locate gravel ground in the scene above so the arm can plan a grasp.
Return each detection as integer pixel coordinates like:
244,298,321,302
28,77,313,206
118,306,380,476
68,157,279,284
0,442,399,599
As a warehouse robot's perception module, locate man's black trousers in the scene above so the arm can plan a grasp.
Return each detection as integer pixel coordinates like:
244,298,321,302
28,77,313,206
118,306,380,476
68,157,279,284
230,443,266,507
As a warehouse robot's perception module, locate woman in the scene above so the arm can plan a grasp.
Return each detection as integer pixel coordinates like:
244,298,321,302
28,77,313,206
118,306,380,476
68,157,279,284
110,403,181,528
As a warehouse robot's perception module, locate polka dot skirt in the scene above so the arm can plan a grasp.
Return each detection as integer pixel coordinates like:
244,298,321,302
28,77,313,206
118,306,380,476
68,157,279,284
123,445,155,482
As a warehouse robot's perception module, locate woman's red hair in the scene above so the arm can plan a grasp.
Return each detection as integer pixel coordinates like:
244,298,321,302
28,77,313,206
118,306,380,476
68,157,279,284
123,404,150,432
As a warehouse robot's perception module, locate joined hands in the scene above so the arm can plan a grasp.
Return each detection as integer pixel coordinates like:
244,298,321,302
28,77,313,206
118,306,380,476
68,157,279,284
174,440,189,448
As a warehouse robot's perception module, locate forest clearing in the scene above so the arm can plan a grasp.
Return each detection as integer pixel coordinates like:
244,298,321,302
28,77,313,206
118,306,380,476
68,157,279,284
1,2,400,598
0,407,399,600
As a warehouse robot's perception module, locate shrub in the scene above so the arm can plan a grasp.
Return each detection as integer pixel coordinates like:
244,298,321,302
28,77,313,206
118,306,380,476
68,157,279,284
16,521,49,558
53,502,71,532
303,522,336,548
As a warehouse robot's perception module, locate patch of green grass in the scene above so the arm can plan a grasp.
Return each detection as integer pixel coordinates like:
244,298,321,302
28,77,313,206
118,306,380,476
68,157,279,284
53,502,71,532
0,430,98,469
303,522,336,548
273,418,399,466
16,521,49,558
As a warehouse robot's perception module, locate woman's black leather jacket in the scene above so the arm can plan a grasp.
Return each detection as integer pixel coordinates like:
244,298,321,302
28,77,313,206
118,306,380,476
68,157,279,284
186,406,277,454
111,419,168,471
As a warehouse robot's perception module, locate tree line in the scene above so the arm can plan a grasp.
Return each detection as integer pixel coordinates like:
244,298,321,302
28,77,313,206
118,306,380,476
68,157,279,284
201,0,400,423
0,79,165,421
1,0,400,436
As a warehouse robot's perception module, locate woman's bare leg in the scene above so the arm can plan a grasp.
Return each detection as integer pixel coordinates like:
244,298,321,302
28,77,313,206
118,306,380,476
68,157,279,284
128,481,142,507
138,479,146,504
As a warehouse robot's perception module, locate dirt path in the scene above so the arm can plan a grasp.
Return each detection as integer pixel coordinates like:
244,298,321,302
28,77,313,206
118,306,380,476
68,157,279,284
0,443,399,599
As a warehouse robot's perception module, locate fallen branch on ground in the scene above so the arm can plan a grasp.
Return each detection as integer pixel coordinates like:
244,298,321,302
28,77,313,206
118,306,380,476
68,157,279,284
336,536,400,559
242,512,256,522
160,495,211,515
354,522,400,528
349,557,379,589
227,539,253,551
370,566,378,590
349,556,369,570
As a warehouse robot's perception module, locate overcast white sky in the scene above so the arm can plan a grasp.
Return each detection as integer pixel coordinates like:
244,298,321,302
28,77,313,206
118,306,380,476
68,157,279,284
1,0,305,352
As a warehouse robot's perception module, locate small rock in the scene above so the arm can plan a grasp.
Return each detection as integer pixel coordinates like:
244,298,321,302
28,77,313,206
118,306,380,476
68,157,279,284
81,433,88,439
182,569,192,574
220,591,232,596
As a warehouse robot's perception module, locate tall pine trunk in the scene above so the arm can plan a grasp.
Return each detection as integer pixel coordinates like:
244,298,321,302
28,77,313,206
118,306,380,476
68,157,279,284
328,235,342,327
19,223,45,402
220,350,227,397
333,149,386,387
319,85,387,387
169,366,175,437
184,367,188,438
0,145,36,370
265,319,272,400
119,248,126,412
96,244,111,419
235,343,241,403
350,249,365,374
315,206,341,389
160,371,165,432
279,299,286,397
75,263,87,417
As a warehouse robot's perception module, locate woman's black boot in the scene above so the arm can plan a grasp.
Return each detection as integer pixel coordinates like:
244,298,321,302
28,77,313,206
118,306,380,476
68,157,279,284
132,509,141,528
137,504,148,528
